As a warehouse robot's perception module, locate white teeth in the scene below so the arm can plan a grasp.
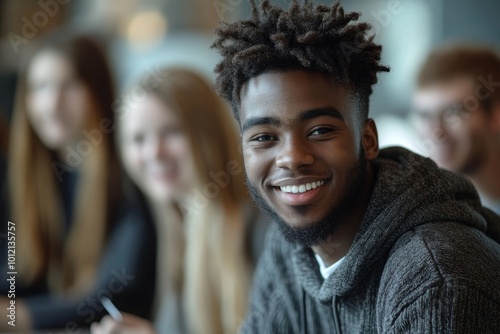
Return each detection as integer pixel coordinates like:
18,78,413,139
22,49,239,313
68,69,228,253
279,180,325,194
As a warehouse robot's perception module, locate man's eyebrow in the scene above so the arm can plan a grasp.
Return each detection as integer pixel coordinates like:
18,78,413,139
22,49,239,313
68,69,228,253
241,117,280,134
298,107,345,121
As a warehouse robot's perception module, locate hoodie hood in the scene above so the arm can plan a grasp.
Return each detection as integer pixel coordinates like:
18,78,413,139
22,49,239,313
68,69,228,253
292,147,500,302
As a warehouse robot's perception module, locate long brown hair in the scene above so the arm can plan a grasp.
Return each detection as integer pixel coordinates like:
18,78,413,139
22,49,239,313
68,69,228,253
120,68,251,334
9,32,122,293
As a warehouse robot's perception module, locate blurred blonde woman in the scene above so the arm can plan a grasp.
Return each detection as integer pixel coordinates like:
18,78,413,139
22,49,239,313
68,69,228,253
92,68,268,334
0,31,157,331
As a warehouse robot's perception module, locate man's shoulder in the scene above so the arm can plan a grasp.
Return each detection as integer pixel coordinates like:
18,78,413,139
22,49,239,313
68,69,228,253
381,221,500,295
376,221,500,333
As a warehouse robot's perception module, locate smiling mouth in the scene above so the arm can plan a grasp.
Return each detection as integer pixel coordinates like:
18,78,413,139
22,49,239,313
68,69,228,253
279,180,325,194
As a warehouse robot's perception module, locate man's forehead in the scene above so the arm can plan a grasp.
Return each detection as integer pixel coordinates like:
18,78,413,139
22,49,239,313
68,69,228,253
241,70,339,95
239,70,355,120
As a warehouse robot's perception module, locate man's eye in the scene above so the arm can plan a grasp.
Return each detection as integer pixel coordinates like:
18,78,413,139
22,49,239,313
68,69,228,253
251,134,275,142
309,127,334,136
445,104,465,116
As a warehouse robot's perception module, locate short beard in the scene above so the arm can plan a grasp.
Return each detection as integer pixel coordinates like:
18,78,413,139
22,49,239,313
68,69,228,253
246,152,367,247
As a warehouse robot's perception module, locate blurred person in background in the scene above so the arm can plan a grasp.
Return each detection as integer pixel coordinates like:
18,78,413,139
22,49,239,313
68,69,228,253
91,68,269,334
0,31,157,331
412,45,500,214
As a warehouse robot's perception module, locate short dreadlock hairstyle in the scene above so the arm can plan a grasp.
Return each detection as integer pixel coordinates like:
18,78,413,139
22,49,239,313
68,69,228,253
212,0,390,122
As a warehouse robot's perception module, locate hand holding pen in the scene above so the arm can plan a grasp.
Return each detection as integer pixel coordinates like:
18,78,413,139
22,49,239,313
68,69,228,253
90,297,156,334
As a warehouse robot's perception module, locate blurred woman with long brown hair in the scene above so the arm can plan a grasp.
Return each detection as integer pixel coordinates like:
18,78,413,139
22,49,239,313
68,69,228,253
0,31,157,331
92,68,268,334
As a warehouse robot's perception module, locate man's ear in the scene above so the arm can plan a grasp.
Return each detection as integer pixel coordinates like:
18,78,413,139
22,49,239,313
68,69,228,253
362,118,379,160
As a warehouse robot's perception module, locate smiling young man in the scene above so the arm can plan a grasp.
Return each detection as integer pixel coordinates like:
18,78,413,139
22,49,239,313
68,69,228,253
213,1,500,333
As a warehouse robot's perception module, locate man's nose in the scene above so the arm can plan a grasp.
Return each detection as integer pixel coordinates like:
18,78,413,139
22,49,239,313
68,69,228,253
275,135,314,171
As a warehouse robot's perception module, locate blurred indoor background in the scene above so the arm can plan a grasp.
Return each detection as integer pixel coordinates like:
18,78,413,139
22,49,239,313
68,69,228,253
1,0,499,154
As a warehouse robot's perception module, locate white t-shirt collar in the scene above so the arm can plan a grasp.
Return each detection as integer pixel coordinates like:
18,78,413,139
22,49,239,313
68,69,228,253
314,253,345,279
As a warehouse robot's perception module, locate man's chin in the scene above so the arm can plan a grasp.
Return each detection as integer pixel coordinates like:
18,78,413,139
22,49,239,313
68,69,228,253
274,216,334,247
274,205,320,227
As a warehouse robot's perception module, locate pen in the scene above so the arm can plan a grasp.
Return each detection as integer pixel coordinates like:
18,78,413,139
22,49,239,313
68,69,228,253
101,296,124,321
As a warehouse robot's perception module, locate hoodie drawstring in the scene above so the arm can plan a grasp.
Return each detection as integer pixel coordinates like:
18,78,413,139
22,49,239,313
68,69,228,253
302,289,342,334
301,288,308,334
333,295,342,334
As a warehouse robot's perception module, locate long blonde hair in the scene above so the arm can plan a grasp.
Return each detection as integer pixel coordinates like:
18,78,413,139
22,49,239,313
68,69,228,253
9,32,123,293
121,68,252,333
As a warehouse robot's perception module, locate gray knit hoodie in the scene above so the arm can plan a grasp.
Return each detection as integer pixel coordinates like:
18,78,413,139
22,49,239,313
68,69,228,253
240,147,500,334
